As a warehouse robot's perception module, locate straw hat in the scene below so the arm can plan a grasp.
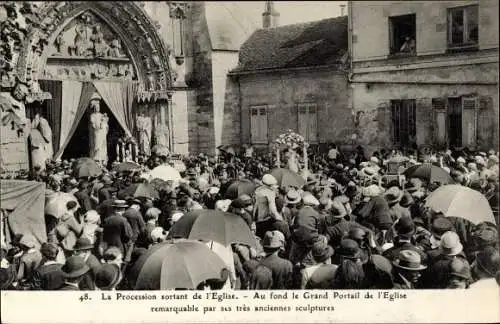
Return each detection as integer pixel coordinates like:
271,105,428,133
285,190,301,205
393,250,427,271
439,231,463,256
262,174,278,186
262,230,285,249
302,192,320,207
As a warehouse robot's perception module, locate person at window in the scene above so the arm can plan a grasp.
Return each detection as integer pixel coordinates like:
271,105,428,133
400,36,416,54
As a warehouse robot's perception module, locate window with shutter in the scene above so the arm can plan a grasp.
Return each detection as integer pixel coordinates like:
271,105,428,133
298,104,308,140
308,104,318,143
297,103,318,143
432,98,447,146
250,106,268,144
391,99,416,147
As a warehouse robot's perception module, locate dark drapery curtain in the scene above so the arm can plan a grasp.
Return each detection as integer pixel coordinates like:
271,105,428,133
39,80,62,153
54,82,96,160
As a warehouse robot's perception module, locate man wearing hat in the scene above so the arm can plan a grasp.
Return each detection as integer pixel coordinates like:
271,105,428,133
32,242,64,290
445,258,471,289
230,194,254,228
58,255,90,291
421,230,469,289
383,216,427,262
300,239,337,289
102,200,134,261
258,230,293,289
384,186,410,222
123,198,145,243
73,237,102,290
95,263,123,291
282,190,302,227
253,174,285,239
392,250,427,289
469,246,500,290
420,216,454,256
294,192,323,235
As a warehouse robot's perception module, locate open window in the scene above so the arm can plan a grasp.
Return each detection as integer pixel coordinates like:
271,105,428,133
448,5,478,50
389,14,416,56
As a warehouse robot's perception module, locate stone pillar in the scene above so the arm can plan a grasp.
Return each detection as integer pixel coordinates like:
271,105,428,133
166,95,174,152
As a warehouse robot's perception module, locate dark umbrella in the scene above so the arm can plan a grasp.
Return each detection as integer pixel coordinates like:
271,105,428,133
130,240,227,290
217,145,235,156
113,161,141,173
166,210,257,248
403,163,454,185
73,158,102,178
225,179,257,199
270,167,306,189
117,183,159,200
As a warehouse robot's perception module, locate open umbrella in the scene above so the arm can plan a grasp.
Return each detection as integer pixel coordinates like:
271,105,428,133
131,240,228,290
117,183,159,200
403,163,453,185
73,158,102,178
45,192,79,219
167,210,257,248
113,161,141,173
425,184,496,224
225,179,257,199
270,168,306,189
217,145,236,156
142,165,181,183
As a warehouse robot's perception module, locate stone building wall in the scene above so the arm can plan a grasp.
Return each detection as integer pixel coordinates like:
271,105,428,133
224,68,353,148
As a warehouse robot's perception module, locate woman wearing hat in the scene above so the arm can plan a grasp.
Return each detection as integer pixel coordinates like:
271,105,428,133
392,250,427,289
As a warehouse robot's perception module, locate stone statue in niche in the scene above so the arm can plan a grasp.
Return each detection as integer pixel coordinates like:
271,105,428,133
151,53,161,69
154,122,170,156
88,93,108,166
54,34,65,55
136,109,152,156
108,39,124,58
147,74,155,91
29,112,53,171
71,24,91,57
90,25,109,57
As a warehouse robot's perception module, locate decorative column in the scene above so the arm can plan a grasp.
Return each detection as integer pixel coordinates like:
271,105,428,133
167,93,174,152
168,1,189,87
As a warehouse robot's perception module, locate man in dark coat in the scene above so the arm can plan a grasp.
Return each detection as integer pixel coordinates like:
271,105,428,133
123,199,146,242
74,181,93,213
258,230,293,289
73,237,102,290
102,200,134,260
392,250,427,289
98,176,116,202
383,216,427,263
58,256,90,291
32,243,64,290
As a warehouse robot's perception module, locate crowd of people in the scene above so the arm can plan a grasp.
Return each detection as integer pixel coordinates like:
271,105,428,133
1,144,499,291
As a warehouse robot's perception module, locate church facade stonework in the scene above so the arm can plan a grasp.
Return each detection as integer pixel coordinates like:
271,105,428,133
1,1,249,173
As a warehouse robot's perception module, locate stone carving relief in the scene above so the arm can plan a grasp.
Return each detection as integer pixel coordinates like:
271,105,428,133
41,11,138,82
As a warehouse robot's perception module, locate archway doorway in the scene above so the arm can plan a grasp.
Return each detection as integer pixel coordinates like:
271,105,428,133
62,100,125,167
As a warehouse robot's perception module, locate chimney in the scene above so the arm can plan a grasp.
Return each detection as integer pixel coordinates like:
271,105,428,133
262,1,280,28
340,4,346,16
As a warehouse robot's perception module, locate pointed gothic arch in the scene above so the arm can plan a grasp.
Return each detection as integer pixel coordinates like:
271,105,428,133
16,1,173,96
